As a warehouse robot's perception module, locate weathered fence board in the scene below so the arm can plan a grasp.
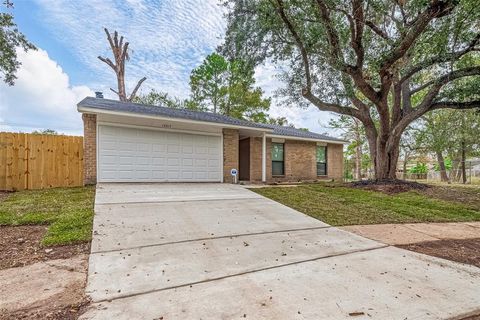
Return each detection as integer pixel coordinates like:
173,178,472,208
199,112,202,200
0,132,83,191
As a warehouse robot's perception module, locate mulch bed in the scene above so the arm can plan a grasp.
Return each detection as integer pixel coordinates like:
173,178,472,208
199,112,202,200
351,179,430,194
0,225,90,270
397,238,480,268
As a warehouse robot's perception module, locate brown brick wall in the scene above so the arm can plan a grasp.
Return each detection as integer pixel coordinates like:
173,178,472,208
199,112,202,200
222,128,239,183
249,137,263,182
82,113,97,185
246,138,344,183
327,143,344,181
268,140,316,183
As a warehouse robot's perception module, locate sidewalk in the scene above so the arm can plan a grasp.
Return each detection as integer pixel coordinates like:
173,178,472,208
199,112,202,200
341,222,480,245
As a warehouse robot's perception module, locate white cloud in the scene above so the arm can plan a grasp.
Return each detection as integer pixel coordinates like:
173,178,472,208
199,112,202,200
34,0,226,99
30,0,339,135
0,48,93,135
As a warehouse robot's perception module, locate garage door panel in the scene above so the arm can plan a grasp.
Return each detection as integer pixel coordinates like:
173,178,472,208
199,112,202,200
98,125,221,182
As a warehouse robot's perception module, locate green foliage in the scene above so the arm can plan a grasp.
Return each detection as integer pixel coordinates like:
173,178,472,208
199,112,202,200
409,163,428,174
415,109,480,161
0,186,95,246
31,129,58,135
329,115,371,174
190,52,271,121
134,89,201,110
0,0,36,85
433,158,452,171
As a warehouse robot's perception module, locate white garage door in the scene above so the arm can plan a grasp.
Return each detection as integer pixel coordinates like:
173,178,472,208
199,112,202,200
98,125,222,182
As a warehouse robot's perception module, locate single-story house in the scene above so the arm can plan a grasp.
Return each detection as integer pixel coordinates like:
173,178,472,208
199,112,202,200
77,97,346,184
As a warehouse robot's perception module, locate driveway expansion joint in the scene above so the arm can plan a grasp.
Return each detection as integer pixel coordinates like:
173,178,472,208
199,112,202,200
90,244,388,304
94,196,263,206
90,225,333,254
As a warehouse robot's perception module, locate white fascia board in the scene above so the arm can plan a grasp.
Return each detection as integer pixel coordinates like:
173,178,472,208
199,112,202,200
265,134,347,144
77,106,274,133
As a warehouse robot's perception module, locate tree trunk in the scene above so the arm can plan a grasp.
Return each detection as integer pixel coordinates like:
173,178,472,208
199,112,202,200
461,140,467,184
402,150,409,180
117,69,127,102
354,128,362,180
375,143,400,180
435,151,449,182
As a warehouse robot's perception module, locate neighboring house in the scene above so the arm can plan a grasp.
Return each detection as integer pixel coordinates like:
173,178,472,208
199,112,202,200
77,97,346,184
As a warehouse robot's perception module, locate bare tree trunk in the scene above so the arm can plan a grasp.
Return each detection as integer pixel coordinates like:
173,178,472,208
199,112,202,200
98,28,146,102
436,151,449,182
461,140,467,184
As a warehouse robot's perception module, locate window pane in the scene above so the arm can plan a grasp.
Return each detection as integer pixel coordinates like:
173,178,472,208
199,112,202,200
317,163,327,176
316,146,326,163
272,143,284,161
272,161,284,176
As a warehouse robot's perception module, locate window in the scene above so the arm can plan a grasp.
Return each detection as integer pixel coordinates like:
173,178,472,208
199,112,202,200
271,143,284,176
316,146,327,176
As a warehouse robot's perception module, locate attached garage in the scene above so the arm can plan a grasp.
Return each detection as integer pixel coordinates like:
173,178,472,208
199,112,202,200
97,125,222,182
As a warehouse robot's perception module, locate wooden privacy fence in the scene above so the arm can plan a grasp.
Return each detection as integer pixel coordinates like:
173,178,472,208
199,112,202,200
0,133,84,191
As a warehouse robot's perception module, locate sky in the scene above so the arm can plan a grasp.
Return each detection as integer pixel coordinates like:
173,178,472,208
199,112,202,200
0,0,336,136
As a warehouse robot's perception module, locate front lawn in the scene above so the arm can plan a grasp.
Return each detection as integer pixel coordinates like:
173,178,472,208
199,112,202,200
252,183,480,226
0,186,95,246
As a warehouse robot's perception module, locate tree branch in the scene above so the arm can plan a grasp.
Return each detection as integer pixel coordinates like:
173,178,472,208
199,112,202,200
351,0,365,67
128,77,147,101
417,66,480,111
103,28,115,54
365,20,390,41
380,0,457,74
316,1,380,105
97,56,116,71
274,0,312,92
431,100,480,110
400,33,480,83
410,80,435,95
314,0,344,65
302,90,362,119
392,66,480,136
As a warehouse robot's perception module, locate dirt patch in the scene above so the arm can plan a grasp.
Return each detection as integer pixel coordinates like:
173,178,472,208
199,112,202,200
1,293,90,320
0,191,12,202
421,186,480,210
0,225,90,270
351,179,430,194
397,238,480,268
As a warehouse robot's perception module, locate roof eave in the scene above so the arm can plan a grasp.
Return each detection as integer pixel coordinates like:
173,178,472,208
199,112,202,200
77,105,275,133
265,133,347,144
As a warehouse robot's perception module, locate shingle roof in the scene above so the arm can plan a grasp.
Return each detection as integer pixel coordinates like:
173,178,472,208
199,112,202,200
78,97,345,143
267,125,344,142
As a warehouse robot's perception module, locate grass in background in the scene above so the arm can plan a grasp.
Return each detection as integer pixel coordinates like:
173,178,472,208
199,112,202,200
252,183,480,226
0,186,95,246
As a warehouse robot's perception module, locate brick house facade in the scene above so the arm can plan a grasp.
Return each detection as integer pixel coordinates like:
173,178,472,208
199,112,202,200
78,97,345,184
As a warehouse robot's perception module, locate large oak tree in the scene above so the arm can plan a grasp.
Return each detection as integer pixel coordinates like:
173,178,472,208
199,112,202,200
222,0,480,180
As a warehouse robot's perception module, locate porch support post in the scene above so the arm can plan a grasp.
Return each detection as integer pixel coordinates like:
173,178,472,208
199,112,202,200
262,132,266,182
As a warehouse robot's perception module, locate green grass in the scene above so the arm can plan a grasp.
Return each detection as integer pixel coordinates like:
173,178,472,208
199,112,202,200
0,186,95,246
252,184,480,226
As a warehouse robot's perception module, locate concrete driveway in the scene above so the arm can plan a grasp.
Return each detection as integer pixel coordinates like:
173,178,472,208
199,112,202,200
81,183,480,320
